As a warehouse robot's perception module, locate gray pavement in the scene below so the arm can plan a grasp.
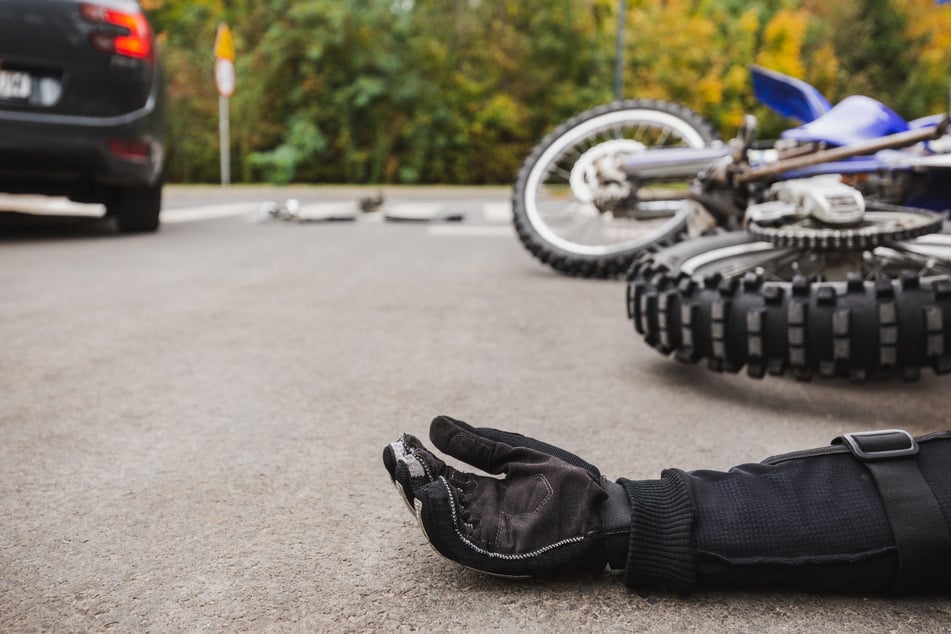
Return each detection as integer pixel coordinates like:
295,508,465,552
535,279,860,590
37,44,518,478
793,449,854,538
1,186,949,631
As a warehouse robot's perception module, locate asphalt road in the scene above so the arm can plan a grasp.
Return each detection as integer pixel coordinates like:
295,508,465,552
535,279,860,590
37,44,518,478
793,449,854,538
2,186,949,632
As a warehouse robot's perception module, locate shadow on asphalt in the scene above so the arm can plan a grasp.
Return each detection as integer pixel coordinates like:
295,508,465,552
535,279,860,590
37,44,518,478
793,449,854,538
518,264,629,284
0,212,118,241
645,356,945,426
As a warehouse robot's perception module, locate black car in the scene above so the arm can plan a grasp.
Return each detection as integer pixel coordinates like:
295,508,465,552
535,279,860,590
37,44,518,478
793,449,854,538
0,0,165,232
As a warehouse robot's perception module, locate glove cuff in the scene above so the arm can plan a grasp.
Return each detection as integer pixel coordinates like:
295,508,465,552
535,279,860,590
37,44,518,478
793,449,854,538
619,470,696,594
599,478,632,571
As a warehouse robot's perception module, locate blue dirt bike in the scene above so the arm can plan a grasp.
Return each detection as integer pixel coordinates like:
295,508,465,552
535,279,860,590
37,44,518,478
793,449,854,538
512,65,951,278
615,68,951,381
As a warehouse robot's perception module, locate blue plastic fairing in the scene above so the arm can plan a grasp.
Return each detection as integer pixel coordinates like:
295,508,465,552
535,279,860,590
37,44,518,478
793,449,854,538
751,65,832,123
781,96,909,146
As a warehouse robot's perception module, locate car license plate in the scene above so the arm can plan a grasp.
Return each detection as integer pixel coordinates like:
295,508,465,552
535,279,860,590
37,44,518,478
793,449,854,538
0,70,31,100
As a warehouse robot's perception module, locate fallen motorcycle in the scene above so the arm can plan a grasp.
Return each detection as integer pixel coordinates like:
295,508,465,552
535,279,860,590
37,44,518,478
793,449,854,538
512,65,951,278
625,118,951,380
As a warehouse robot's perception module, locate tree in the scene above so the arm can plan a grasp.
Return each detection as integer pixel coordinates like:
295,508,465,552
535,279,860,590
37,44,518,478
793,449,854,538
145,0,951,184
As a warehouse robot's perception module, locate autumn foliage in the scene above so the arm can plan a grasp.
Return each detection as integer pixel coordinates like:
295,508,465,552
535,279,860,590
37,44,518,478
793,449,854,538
146,0,951,184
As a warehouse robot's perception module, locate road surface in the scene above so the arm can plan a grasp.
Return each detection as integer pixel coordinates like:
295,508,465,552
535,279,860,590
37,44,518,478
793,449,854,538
1,186,949,631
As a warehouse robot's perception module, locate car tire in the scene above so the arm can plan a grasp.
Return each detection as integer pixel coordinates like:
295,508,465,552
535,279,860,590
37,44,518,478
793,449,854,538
111,179,162,233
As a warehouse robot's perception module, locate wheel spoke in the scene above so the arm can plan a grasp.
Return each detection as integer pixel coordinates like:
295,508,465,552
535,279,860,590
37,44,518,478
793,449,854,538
548,166,573,182
876,242,951,276
561,214,604,245
724,249,804,280
537,202,594,225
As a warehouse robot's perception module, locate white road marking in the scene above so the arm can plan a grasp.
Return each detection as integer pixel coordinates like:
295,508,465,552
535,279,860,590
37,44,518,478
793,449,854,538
384,203,446,221
0,194,518,230
161,202,260,224
0,194,105,216
482,202,511,223
427,225,514,237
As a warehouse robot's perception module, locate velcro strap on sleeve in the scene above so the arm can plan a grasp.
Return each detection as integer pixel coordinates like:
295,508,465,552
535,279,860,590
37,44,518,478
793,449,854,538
836,429,951,594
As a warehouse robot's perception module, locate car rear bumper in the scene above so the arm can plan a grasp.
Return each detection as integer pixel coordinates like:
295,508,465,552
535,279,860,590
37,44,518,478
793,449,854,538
0,95,164,199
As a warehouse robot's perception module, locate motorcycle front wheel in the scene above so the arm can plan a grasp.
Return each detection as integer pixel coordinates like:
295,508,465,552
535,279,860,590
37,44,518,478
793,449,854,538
513,100,719,278
626,228,951,380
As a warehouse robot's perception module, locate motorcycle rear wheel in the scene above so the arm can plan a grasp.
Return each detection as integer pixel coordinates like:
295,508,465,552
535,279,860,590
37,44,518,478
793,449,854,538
513,100,719,278
626,227,951,380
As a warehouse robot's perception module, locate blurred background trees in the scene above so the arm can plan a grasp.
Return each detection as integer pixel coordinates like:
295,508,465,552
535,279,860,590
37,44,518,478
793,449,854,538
143,0,951,185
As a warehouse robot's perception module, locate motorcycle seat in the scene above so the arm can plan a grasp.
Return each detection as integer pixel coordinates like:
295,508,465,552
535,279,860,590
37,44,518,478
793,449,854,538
781,95,909,146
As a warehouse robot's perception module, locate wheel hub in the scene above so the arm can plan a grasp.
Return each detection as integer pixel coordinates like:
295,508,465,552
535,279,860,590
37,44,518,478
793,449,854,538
569,139,645,211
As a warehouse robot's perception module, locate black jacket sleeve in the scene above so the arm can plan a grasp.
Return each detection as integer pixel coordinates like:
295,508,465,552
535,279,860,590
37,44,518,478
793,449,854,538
618,430,951,595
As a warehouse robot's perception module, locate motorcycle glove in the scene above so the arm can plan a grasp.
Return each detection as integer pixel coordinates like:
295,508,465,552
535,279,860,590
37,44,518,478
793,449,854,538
382,415,631,577
384,418,951,595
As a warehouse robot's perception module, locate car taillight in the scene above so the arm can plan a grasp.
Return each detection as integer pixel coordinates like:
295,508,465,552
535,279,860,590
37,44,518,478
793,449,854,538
109,138,151,162
80,3,154,62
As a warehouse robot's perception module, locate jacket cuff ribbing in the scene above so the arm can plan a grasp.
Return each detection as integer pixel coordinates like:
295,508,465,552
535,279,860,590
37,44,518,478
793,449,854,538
619,469,696,594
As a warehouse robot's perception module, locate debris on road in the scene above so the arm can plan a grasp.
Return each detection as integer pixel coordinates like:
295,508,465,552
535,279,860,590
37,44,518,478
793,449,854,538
258,199,358,223
258,195,466,224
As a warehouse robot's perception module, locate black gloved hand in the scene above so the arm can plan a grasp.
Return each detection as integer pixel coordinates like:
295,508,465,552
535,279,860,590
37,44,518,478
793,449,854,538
382,416,631,577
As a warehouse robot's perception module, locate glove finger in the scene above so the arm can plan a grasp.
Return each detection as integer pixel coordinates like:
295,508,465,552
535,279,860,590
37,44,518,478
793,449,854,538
411,476,529,578
429,415,601,479
382,438,416,515
382,433,447,514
